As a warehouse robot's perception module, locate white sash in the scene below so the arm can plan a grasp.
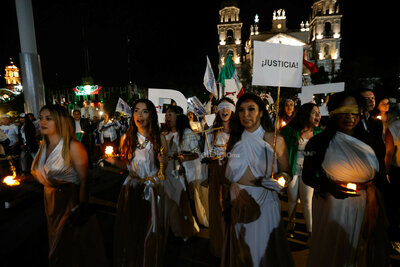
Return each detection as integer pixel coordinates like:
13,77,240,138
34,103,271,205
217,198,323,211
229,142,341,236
322,131,379,183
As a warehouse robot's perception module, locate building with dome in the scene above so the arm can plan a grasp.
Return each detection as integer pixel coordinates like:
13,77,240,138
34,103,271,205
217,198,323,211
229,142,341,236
217,0,342,86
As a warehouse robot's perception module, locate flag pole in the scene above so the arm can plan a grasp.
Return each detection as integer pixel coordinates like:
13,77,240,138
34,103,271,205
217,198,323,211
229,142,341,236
271,85,281,178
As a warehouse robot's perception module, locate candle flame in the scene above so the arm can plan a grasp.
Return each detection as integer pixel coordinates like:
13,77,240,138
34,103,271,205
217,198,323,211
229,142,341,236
105,146,114,156
376,115,382,120
277,176,286,187
281,121,287,127
3,175,20,186
346,183,357,193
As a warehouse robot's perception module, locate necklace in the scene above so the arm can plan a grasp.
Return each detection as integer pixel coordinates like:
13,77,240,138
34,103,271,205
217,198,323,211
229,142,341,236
136,136,149,150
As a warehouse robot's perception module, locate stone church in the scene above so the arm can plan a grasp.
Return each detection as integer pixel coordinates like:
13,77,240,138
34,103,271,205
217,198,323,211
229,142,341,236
217,0,342,86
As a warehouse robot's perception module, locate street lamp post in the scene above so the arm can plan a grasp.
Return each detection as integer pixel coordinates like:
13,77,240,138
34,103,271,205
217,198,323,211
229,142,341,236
15,0,45,117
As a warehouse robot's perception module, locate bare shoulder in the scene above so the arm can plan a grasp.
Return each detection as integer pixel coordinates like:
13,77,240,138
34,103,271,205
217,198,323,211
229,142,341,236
70,140,87,158
263,132,285,147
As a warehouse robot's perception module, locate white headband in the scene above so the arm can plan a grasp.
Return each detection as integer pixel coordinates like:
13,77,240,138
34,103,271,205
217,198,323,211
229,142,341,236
217,102,235,112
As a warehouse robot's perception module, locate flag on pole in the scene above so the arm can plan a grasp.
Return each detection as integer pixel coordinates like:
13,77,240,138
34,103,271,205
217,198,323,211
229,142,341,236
303,51,318,74
115,97,132,116
217,54,244,99
203,56,218,99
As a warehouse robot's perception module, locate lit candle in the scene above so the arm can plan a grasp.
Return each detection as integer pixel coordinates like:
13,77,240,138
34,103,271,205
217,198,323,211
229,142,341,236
3,175,20,186
277,176,286,187
281,121,287,127
376,115,382,120
105,146,114,157
346,182,357,194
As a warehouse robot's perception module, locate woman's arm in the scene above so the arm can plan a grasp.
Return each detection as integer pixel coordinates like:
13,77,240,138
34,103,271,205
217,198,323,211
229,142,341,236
264,132,291,180
385,128,395,174
70,140,89,203
274,135,292,181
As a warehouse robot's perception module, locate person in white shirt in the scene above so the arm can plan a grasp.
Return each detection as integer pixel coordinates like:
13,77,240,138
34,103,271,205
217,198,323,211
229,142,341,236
98,113,121,155
0,114,19,154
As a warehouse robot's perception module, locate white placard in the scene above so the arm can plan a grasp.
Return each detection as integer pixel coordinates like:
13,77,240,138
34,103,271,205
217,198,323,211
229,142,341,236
298,82,345,104
252,41,303,88
205,114,216,127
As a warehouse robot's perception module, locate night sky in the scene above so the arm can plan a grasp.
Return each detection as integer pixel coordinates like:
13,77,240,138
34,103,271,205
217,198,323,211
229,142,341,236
1,0,398,96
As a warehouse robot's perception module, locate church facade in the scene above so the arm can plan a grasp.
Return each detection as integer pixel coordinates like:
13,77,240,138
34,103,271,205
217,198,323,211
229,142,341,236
217,0,342,86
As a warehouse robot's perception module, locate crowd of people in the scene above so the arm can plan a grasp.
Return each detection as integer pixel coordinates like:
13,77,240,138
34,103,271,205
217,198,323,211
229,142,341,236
1,88,400,266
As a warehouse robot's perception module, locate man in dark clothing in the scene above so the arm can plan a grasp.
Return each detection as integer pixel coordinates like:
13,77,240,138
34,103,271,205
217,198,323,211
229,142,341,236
359,88,384,138
73,110,92,165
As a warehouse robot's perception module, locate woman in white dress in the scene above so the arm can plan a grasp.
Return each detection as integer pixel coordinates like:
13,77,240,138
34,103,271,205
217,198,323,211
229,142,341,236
201,97,234,257
222,93,294,267
164,106,205,240
107,99,168,267
302,92,390,266
31,104,107,267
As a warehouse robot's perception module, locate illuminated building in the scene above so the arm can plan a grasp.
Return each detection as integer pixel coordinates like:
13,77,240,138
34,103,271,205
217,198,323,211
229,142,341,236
217,0,243,73
218,0,342,84
4,58,22,93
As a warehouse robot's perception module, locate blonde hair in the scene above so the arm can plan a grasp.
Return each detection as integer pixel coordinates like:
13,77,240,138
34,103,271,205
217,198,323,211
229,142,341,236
32,105,76,170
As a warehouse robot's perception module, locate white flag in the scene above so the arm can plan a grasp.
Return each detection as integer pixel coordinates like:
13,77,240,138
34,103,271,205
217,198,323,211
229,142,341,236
203,56,218,99
115,97,132,116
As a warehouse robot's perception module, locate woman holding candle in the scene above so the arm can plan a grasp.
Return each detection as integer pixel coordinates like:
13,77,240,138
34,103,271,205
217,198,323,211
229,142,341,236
222,93,293,267
370,95,391,140
277,98,296,129
302,92,390,266
98,113,121,155
106,99,168,267
187,110,203,133
201,97,235,257
31,104,107,267
280,103,322,241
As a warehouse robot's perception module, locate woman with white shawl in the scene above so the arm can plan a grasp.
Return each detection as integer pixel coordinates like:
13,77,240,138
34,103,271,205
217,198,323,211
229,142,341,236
302,92,391,266
222,93,294,267
164,106,205,240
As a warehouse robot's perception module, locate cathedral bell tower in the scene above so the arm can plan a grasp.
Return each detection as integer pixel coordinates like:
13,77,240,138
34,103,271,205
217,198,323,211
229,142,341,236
309,0,342,76
217,0,243,73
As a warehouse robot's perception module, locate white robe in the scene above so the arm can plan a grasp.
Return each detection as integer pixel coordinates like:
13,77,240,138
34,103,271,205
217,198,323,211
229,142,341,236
225,126,285,266
307,132,379,267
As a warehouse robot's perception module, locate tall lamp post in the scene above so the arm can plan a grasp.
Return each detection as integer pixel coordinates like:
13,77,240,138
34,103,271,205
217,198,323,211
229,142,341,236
15,0,45,116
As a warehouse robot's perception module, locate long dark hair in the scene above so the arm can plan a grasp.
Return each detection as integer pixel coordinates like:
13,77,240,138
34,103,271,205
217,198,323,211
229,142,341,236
120,99,161,166
370,94,390,118
176,113,192,146
287,103,318,132
227,93,273,152
212,97,235,138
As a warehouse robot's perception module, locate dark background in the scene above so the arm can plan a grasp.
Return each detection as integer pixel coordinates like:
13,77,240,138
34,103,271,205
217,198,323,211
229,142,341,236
1,0,398,97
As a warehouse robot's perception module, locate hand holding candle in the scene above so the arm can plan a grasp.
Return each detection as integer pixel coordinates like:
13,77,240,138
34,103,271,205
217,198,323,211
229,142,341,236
105,146,114,158
277,176,286,187
346,182,357,194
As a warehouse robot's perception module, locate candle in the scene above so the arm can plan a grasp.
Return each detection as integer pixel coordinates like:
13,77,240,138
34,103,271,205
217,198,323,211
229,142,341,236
105,146,114,157
376,115,382,120
346,182,357,194
3,175,20,186
277,176,286,187
281,121,287,127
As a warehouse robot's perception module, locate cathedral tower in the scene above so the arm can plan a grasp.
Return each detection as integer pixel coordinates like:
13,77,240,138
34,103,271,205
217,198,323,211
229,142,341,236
309,0,342,75
217,0,243,73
